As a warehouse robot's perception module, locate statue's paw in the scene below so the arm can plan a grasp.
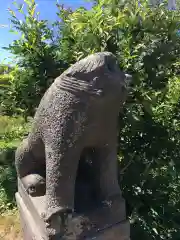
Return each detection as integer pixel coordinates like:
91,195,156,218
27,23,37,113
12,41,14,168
41,207,73,238
21,174,46,197
41,206,73,222
45,216,62,239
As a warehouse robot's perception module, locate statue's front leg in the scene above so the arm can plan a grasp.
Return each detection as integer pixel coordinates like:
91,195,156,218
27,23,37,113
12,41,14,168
95,141,122,201
43,136,81,237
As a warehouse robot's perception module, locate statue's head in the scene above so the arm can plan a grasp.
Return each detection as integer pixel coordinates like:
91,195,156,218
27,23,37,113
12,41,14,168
57,52,131,106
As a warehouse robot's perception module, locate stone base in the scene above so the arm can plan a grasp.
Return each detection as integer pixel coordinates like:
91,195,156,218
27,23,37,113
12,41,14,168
16,179,130,240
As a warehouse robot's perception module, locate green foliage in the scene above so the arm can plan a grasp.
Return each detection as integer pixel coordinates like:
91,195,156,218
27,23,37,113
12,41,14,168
0,116,30,142
0,165,17,214
2,0,68,117
0,64,13,75
0,116,31,213
0,115,30,166
0,74,11,88
0,65,20,115
0,65,14,114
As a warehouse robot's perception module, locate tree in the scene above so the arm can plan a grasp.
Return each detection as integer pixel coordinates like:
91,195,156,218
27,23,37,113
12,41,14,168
2,0,68,117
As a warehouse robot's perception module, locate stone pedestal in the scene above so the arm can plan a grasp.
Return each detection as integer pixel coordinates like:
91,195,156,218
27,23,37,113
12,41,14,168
16,179,130,240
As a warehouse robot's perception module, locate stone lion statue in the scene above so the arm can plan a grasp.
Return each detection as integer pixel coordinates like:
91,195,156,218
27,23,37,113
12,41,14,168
15,52,130,236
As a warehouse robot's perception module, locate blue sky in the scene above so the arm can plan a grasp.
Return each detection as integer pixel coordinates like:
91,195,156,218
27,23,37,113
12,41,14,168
0,0,93,63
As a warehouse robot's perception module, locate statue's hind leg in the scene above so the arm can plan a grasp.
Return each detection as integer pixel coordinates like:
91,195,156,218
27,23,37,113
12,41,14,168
15,136,46,196
15,138,37,178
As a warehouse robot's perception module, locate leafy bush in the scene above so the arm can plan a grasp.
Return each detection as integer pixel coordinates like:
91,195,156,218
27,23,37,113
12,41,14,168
0,115,31,167
0,165,17,214
0,65,14,114
0,74,11,87
0,66,20,115
0,116,31,213
0,116,31,143
2,0,68,117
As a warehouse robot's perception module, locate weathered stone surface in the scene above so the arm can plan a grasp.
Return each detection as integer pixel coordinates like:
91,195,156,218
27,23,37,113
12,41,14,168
15,52,131,238
16,178,130,239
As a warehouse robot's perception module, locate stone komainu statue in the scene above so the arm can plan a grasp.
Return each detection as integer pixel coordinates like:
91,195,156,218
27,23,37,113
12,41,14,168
15,52,129,234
